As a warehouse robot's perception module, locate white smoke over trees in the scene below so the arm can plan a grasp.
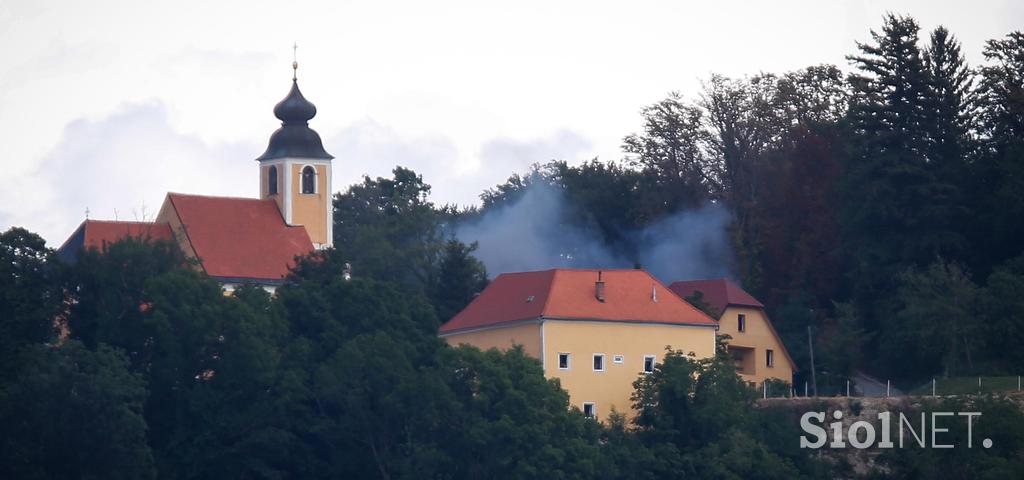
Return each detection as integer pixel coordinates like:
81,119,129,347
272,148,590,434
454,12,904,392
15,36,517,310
455,181,734,283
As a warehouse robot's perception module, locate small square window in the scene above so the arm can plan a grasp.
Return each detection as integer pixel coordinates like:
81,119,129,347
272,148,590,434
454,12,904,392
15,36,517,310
738,314,746,332
766,349,775,368
643,355,656,373
593,354,605,371
558,353,570,370
582,402,596,419
613,355,624,364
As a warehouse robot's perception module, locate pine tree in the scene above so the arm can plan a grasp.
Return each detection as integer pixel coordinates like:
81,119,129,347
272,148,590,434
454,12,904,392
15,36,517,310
842,15,965,337
973,32,1024,271
924,26,975,170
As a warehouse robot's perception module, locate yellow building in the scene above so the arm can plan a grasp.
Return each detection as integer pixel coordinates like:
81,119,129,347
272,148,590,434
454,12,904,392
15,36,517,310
669,279,795,386
439,269,718,421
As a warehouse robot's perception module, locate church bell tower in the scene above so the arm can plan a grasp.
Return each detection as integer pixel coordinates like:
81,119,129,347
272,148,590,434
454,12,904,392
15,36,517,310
256,58,334,249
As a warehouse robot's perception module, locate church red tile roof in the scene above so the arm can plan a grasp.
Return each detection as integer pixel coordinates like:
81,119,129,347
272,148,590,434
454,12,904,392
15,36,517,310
83,220,175,248
166,193,314,282
667,279,764,316
439,269,717,334
58,220,175,263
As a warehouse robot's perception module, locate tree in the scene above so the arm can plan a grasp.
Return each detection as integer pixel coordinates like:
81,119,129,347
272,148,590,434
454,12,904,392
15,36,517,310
0,341,154,479
622,92,719,211
843,14,965,340
627,350,825,478
431,346,604,479
333,166,443,287
977,31,1024,146
430,239,488,322
278,267,605,479
632,351,754,449
140,274,301,479
883,259,980,378
63,238,303,478
0,227,62,377
972,31,1024,273
979,255,1024,372
817,302,868,379
924,26,975,172
64,236,185,358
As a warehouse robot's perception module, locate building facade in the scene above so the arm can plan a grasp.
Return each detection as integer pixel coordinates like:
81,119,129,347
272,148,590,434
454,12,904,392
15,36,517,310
669,279,796,386
439,269,719,420
58,67,332,291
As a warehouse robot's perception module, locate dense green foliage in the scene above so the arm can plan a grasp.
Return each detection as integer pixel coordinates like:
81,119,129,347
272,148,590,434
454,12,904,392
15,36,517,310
4,227,1024,477
2,13,1023,479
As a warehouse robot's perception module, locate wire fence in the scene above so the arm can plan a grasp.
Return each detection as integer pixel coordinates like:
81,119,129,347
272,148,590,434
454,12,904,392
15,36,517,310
758,376,1024,399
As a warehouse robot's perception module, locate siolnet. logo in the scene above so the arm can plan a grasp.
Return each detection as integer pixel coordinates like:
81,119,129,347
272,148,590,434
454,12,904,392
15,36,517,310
800,409,993,449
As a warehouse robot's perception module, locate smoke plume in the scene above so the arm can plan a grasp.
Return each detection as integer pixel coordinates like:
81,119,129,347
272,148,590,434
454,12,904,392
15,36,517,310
455,182,734,283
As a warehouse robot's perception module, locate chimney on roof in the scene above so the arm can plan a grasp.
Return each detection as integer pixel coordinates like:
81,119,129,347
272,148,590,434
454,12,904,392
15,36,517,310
595,270,606,302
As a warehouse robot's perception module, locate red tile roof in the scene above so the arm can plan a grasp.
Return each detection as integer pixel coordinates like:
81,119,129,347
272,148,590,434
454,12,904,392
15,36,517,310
439,269,717,334
58,220,176,262
166,193,313,282
667,279,764,316
83,220,175,248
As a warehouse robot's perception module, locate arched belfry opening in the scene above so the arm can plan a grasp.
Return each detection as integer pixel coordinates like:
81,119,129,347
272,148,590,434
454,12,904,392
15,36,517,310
268,165,278,195
301,165,316,194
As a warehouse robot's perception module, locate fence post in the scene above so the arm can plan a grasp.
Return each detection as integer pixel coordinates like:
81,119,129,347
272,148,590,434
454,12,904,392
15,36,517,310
886,380,890,397
846,380,850,397
932,378,936,397
1018,376,1021,391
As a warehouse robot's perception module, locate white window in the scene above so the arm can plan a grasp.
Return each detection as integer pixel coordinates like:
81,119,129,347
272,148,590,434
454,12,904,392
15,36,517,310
613,355,624,364
766,349,775,367
738,313,746,332
582,402,596,419
593,354,605,372
643,355,656,373
558,353,571,370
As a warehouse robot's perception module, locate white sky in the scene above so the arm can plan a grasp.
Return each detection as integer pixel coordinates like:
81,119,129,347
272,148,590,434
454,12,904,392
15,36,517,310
1,0,1019,245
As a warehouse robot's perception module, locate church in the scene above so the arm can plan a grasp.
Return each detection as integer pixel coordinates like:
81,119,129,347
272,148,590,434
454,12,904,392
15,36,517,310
58,63,331,293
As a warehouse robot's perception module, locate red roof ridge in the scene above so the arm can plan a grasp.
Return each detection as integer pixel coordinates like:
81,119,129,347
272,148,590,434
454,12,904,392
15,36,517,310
166,192,272,202
82,219,160,225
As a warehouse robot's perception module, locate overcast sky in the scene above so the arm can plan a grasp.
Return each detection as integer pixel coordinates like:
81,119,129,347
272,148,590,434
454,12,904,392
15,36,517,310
1,0,1019,246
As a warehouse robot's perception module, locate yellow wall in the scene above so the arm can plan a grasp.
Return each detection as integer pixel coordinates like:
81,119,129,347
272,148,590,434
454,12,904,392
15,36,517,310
155,197,200,267
290,163,329,245
718,306,794,385
441,321,543,359
543,320,716,421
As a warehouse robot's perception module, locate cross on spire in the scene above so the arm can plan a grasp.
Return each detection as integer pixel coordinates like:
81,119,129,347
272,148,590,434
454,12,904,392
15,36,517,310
292,42,298,81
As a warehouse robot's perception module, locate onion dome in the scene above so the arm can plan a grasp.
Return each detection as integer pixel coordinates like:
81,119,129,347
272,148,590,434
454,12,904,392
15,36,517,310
256,77,333,161
273,80,317,123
